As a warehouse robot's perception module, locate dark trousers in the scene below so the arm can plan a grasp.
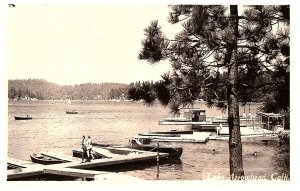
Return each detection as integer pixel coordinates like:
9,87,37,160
82,148,87,161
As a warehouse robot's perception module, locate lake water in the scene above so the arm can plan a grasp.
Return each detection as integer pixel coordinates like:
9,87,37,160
7,100,289,180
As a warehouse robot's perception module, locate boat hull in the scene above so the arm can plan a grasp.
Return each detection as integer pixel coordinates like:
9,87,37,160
30,153,64,165
66,111,78,114
129,138,183,158
130,145,183,158
72,148,107,159
14,116,32,120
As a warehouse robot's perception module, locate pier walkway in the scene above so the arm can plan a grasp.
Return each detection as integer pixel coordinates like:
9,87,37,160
7,147,168,180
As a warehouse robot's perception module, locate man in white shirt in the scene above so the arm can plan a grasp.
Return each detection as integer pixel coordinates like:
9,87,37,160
86,136,93,161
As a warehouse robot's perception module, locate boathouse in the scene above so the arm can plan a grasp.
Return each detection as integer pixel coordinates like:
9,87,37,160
257,112,285,131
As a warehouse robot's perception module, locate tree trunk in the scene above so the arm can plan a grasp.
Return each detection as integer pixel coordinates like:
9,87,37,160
227,5,244,179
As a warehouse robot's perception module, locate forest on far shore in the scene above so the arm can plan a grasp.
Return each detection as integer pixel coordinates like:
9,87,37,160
8,79,130,101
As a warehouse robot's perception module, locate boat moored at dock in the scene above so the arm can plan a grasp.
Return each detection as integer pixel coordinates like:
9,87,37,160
135,132,211,143
128,137,183,158
30,153,69,165
72,148,109,159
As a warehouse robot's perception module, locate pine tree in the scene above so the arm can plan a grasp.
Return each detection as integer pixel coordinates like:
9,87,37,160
136,5,289,178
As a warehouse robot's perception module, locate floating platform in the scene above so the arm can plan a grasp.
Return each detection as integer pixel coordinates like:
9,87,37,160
208,126,279,141
218,126,274,136
7,157,44,180
7,147,168,180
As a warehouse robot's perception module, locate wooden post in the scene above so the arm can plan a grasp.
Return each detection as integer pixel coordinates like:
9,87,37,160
156,143,159,180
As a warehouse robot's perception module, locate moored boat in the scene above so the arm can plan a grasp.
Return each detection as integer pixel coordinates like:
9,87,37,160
30,153,66,165
14,115,32,120
129,137,183,158
149,130,193,135
72,148,108,159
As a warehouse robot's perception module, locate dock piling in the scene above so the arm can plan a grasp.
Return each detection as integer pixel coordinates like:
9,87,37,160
156,143,159,180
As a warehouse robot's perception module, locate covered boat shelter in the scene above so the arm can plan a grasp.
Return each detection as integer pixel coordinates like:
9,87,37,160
257,112,285,131
182,108,206,122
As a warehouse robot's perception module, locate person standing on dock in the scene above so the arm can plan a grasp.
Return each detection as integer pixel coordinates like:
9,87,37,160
81,135,87,163
86,136,93,161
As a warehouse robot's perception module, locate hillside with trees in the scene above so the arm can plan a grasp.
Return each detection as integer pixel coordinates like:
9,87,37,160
8,79,129,100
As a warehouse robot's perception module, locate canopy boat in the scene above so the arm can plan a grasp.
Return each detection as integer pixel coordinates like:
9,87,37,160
30,153,66,165
66,110,78,114
128,137,183,158
14,115,32,120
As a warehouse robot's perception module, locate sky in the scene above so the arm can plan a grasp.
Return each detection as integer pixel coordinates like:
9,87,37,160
4,3,182,85
3,1,297,86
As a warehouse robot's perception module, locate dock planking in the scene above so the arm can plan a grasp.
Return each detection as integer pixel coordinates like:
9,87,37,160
7,147,168,180
44,167,140,180
44,166,106,179
49,148,168,169
7,167,44,180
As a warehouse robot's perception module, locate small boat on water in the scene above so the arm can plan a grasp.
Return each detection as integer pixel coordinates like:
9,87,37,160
66,110,78,114
30,153,66,165
129,137,183,158
14,115,32,120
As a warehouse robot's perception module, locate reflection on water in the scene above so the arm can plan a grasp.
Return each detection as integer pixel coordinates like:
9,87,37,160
7,100,289,180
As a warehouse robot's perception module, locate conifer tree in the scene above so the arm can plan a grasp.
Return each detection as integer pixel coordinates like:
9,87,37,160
135,5,289,178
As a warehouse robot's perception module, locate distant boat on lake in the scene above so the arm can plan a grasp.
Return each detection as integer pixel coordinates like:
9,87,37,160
66,110,78,114
14,115,32,120
66,99,78,114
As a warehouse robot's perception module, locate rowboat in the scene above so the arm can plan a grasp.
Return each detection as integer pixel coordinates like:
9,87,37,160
30,153,66,165
14,115,32,120
7,163,25,170
128,137,183,158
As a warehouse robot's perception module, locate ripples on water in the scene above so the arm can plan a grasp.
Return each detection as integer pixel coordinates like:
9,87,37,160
7,100,289,180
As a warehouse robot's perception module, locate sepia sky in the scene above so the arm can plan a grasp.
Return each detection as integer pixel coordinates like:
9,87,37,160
4,3,182,85
4,1,296,86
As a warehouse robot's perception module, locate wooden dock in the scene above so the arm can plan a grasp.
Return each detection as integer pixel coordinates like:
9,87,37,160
7,147,168,180
7,157,44,180
47,148,168,169
218,126,274,136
